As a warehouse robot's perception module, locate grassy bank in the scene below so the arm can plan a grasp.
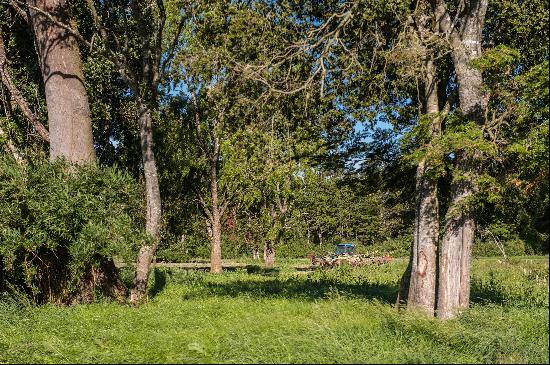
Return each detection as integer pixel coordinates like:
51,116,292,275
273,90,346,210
0,257,548,363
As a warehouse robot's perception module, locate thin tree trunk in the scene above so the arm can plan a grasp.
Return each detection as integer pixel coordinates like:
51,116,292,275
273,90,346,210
29,0,95,164
407,56,440,314
264,240,275,267
209,146,223,274
210,214,222,273
0,254,4,293
436,0,488,319
130,101,162,304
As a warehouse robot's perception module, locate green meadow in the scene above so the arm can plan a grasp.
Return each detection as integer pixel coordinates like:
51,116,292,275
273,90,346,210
1,257,548,364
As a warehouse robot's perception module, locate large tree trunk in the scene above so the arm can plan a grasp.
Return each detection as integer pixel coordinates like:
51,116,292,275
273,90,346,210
407,57,440,314
437,169,476,318
397,2,442,314
130,101,162,304
29,0,96,164
436,0,488,319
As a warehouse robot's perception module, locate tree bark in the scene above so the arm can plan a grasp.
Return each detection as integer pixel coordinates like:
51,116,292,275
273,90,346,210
130,101,162,304
436,0,489,319
407,57,440,314
395,246,413,310
208,142,223,274
396,2,441,314
209,196,223,273
437,160,476,319
28,0,95,164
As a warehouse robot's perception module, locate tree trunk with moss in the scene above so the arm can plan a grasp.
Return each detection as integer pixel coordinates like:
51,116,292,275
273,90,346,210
436,0,489,319
407,57,441,314
397,2,441,315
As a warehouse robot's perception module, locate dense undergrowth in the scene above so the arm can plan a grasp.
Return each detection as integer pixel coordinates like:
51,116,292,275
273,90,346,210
0,157,146,303
0,257,547,363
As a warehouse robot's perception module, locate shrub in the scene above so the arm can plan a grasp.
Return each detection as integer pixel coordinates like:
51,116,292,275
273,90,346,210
0,156,147,303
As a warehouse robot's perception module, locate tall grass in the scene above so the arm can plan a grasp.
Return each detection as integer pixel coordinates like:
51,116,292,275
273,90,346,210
0,257,547,363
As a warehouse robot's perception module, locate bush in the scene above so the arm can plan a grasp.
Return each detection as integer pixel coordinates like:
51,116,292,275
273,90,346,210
0,156,147,303
156,232,211,262
473,236,531,257
471,258,549,307
367,235,412,257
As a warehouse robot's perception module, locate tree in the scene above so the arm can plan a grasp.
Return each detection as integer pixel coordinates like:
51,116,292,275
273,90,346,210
14,0,187,303
392,0,446,315
173,0,319,271
0,0,134,302
434,0,489,319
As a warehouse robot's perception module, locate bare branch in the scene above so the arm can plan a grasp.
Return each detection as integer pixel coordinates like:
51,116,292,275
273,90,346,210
159,14,186,81
229,1,360,97
8,0,28,22
197,192,213,221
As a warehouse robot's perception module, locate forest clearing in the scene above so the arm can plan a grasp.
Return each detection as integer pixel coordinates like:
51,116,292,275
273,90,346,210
0,0,548,363
1,257,548,363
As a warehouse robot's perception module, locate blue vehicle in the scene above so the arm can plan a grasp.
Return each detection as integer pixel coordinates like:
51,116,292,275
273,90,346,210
335,243,355,256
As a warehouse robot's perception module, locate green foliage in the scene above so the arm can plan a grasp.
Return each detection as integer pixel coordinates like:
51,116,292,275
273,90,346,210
471,258,549,307
0,156,146,303
471,45,521,87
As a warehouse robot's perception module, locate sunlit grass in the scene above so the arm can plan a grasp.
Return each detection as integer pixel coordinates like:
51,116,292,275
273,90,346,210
0,257,548,363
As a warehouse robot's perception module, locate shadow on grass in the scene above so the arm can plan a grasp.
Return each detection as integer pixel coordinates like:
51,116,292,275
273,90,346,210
244,265,280,275
147,264,548,308
149,268,167,298
199,277,399,303
147,265,400,303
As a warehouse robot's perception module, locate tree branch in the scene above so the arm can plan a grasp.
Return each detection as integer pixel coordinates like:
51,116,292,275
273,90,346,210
15,0,138,90
0,33,49,142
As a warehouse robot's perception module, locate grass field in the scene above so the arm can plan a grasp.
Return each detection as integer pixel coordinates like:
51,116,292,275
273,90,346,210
0,257,548,364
